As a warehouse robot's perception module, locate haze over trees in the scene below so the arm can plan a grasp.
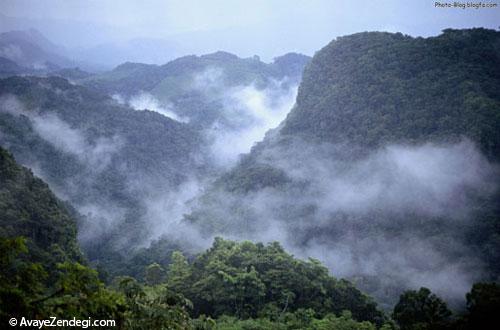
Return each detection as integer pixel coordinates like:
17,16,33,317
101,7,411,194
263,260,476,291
1,25,500,329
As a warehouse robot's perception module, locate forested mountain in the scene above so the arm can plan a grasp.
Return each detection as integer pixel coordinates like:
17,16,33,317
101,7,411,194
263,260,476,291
0,147,82,267
0,75,206,275
1,146,498,329
0,29,74,70
281,28,500,158
84,51,309,96
186,28,500,308
2,26,500,329
0,47,309,277
0,147,392,328
83,51,310,127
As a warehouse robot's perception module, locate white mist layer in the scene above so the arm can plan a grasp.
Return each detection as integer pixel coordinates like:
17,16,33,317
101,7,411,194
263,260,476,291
128,92,189,123
193,138,498,305
32,114,122,170
190,67,298,167
210,83,296,166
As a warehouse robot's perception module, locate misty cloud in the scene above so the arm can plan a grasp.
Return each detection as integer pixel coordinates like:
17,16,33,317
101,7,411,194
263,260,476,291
261,139,497,219
0,44,24,61
192,66,224,91
188,138,498,306
31,113,122,170
141,178,213,251
128,92,189,123
1,96,122,172
191,67,298,166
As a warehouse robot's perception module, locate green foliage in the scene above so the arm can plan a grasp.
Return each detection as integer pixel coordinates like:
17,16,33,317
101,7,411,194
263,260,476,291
463,282,500,329
145,262,166,286
0,147,83,268
118,277,192,330
392,288,452,330
40,262,126,321
0,237,47,322
83,51,310,128
282,29,500,159
219,163,291,193
0,236,126,326
202,310,379,330
0,235,194,329
166,238,385,325
167,251,192,293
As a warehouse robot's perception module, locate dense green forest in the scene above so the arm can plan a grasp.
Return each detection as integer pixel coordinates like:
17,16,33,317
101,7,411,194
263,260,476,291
187,28,500,308
2,147,500,329
81,51,309,128
0,50,311,279
0,75,206,278
282,28,500,157
1,27,500,329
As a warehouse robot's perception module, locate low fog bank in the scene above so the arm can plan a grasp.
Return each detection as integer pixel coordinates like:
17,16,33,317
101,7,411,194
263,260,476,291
187,137,498,307
113,92,190,123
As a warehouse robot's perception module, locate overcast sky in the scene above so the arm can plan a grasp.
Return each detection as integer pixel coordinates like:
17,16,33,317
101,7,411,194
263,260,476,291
1,0,498,62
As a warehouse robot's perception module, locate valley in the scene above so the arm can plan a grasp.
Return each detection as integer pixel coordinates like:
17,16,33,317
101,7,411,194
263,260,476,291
1,23,499,330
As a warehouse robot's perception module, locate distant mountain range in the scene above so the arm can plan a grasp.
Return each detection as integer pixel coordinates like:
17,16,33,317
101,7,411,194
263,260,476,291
0,29,74,70
0,39,310,277
82,51,310,127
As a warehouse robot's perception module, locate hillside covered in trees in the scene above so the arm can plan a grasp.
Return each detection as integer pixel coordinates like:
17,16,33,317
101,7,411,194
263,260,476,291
82,51,310,128
1,24,500,329
0,75,206,276
0,146,387,328
187,28,500,308
2,146,499,329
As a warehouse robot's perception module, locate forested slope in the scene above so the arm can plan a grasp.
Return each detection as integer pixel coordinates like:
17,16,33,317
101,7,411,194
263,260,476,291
83,52,310,127
0,76,205,275
0,147,391,329
281,28,500,157
187,28,500,308
0,146,82,267
2,28,500,329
